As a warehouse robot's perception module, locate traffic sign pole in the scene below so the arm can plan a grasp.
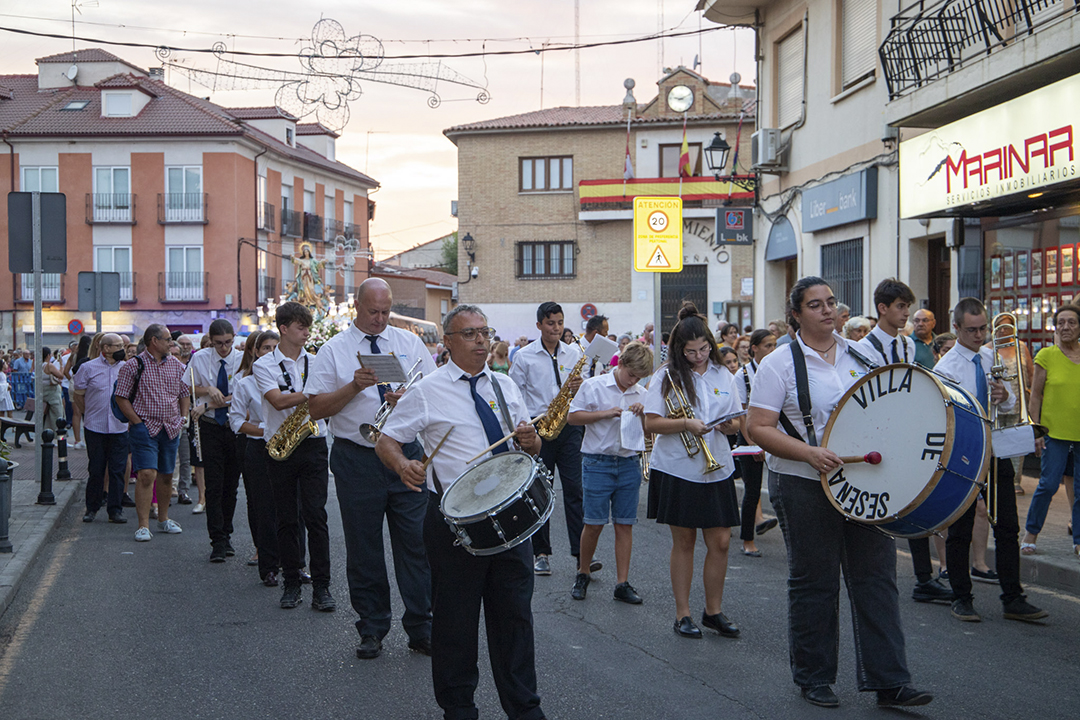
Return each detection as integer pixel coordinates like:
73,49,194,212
32,193,43,490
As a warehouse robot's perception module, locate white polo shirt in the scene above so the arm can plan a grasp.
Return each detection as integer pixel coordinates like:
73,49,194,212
735,360,758,407
228,373,264,438
857,325,915,366
253,347,327,442
569,372,647,457
933,342,1015,416
643,364,740,483
305,322,437,446
189,346,243,412
508,338,583,417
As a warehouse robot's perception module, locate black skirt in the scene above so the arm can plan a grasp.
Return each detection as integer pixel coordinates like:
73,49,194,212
647,468,740,528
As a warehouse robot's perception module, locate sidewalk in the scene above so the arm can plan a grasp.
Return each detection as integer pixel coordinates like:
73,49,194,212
1012,470,1079,593
0,437,84,619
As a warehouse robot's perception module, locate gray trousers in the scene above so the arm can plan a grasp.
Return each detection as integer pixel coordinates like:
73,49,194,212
175,426,191,494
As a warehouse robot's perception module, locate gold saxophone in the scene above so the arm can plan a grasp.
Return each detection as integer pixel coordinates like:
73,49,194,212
267,400,319,461
536,346,589,441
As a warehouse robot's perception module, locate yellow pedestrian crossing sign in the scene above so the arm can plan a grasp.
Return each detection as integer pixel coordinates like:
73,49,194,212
634,197,682,272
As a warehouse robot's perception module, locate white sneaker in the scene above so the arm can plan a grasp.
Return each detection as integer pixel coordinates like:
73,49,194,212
192,503,205,514
71,440,86,449
157,519,183,534
134,527,153,542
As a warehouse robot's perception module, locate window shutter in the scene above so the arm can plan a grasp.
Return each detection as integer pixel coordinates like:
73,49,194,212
777,28,804,128
842,0,877,88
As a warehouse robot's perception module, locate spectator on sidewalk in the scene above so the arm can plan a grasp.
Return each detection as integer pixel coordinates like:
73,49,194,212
12,349,32,375
39,347,65,432
74,334,130,524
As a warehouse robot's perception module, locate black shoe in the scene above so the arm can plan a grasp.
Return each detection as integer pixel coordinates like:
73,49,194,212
177,493,192,505
224,541,236,557
407,636,432,656
613,582,642,604
82,510,97,523
209,544,227,563
280,584,303,609
262,571,279,587
108,512,128,524
674,616,702,638
312,585,336,612
756,518,779,536
533,555,551,575
570,572,589,600
298,568,312,584
801,685,839,708
877,686,933,707
121,493,136,508
247,555,259,567
1003,597,1048,622
356,635,382,659
950,597,981,622
701,610,740,638
589,560,603,573
970,566,999,584
912,578,953,604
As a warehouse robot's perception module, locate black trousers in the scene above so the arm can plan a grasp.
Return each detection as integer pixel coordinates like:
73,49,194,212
236,435,255,550
533,424,583,558
201,420,241,546
908,538,934,583
85,429,129,515
946,458,1023,604
737,455,764,542
425,493,543,720
268,437,330,586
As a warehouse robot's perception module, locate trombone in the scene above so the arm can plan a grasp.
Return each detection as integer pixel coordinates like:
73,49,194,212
663,384,722,473
358,355,424,444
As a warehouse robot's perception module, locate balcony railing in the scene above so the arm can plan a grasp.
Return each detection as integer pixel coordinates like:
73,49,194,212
341,221,363,240
258,201,276,232
158,193,208,224
323,218,344,242
578,176,755,215
281,208,303,238
881,0,1075,100
86,193,136,224
303,212,323,242
257,274,278,302
16,273,64,303
158,272,208,302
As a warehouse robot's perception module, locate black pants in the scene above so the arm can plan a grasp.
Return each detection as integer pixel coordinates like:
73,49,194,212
946,458,1023,604
268,437,330,586
737,455,764,542
533,424,583,558
425,493,543,720
201,420,241,547
908,538,934,583
85,429,129,515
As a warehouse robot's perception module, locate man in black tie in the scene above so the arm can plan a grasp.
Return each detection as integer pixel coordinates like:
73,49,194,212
377,304,547,720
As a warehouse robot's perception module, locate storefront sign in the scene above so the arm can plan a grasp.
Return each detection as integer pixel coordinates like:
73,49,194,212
899,73,1080,218
715,208,753,245
802,168,878,232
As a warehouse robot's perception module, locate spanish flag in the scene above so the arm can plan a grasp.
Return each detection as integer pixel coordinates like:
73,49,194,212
678,115,691,178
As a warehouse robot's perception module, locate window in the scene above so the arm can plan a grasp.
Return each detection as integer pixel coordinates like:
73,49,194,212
777,27,805,128
95,246,133,301
659,143,703,178
165,246,204,301
821,239,863,315
22,167,58,193
841,0,877,88
61,100,89,111
93,166,132,222
520,157,573,192
103,92,132,117
164,166,203,222
516,241,577,278
285,127,295,147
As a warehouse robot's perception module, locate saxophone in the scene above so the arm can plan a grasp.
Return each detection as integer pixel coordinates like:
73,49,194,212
536,345,589,441
267,400,319,461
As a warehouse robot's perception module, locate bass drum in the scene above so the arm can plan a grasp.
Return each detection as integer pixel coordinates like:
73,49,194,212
441,451,555,556
820,364,990,538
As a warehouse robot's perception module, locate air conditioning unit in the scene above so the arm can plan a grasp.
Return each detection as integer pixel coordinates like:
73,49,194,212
751,129,783,170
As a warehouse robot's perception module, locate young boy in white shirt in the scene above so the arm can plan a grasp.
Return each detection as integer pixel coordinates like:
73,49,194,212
567,341,653,604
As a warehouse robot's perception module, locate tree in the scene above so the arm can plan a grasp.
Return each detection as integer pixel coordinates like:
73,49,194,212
440,232,458,275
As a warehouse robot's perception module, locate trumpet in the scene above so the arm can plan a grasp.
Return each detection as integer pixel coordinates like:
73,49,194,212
358,355,423,444
664,384,722,473
640,433,654,482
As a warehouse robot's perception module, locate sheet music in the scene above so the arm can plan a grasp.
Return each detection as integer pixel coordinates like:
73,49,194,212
620,409,645,452
357,354,408,384
584,335,618,362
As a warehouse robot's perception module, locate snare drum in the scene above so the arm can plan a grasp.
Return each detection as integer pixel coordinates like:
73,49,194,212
820,364,991,538
440,452,555,556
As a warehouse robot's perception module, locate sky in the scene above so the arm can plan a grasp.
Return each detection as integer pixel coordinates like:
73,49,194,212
0,1,755,259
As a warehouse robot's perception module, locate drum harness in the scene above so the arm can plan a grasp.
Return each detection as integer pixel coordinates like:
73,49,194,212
865,333,910,365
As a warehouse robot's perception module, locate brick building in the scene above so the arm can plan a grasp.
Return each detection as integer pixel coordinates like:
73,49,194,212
0,48,376,349
444,67,756,342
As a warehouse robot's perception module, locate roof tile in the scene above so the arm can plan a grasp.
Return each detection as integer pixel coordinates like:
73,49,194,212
35,48,147,75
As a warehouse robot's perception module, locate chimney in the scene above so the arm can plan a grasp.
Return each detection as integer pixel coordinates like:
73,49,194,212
148,67,165,80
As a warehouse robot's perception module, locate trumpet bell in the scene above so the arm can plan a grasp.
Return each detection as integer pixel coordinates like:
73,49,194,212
359,423,381,444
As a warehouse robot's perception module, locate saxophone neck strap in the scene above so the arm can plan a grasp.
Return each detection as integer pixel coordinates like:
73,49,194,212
278,355,309,393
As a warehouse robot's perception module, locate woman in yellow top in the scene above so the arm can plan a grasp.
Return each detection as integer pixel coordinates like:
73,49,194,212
1022,304,1080,557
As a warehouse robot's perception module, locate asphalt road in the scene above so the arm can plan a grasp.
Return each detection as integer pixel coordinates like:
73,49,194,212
1,475,1078,720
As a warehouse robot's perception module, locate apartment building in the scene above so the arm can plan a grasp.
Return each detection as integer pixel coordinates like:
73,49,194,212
0,48,376,348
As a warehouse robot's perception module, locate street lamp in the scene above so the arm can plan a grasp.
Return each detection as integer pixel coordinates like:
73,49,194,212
461,232,476,266
704,131,756,193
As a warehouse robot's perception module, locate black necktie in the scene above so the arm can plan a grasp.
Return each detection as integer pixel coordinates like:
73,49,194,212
215,358,229,426
589,358,598,377
465,375,509,454
365,334,387,403
891,339,901,364
550,353,562,386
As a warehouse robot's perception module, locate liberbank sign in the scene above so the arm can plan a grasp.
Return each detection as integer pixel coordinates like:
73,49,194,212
899,73,1079,218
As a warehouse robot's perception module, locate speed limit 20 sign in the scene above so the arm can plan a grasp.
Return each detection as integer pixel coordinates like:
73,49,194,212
633,197,682,273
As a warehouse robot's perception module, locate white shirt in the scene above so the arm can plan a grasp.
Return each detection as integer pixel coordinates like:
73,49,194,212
933,342,1015,415
857,325,916,366
644,364,740,483
508,338,583,417
569,372,647,457
253,347,327,442
189,347,243,411
736,360,758,407
381,358,531,493
229,373,264,437
305,322,436,446
749,332,872,481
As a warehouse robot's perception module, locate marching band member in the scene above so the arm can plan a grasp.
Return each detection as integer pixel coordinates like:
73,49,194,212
580,314,610,378
643,303,742,640
252,302,332,612
376,304,546,720
735,329,777,558
747,276,932,709
307,278,437,660
508,302,587,576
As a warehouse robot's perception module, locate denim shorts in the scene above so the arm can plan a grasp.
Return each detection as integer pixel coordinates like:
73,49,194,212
128,421,181,475
581,453,642,525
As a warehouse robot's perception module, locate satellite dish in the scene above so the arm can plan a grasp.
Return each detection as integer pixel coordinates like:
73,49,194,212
65,65,79,81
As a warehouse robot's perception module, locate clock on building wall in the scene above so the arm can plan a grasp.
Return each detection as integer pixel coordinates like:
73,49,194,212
667,85,694,113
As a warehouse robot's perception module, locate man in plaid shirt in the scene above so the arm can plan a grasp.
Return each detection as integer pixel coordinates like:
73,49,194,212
114,324,191,542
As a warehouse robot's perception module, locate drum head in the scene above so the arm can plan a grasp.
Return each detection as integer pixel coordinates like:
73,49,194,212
821,365,957,524
442,452,536,521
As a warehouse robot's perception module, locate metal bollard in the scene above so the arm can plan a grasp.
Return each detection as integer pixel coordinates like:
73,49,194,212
36,429,56,506
55,419,71,481
0,459,13,553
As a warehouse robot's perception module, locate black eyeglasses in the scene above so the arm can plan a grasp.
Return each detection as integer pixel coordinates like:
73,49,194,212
445,327,495,341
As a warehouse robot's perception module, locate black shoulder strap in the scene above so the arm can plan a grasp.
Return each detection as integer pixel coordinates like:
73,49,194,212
777,342,817,447
866,333,888,364
846,345,879,370
489,373,516,437
128,356,145,402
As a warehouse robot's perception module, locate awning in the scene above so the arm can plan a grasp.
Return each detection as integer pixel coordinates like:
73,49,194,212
765,216,797,261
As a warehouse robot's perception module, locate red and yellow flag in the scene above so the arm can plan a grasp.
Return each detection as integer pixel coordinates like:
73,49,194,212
678,115,691,178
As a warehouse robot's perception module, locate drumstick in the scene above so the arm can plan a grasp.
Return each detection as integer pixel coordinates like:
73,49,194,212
465,413,546,464
422,427,454,470
839,451,882,465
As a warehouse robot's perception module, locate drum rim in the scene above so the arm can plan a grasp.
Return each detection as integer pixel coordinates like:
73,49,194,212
819,363,991,527
440,451,543,523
